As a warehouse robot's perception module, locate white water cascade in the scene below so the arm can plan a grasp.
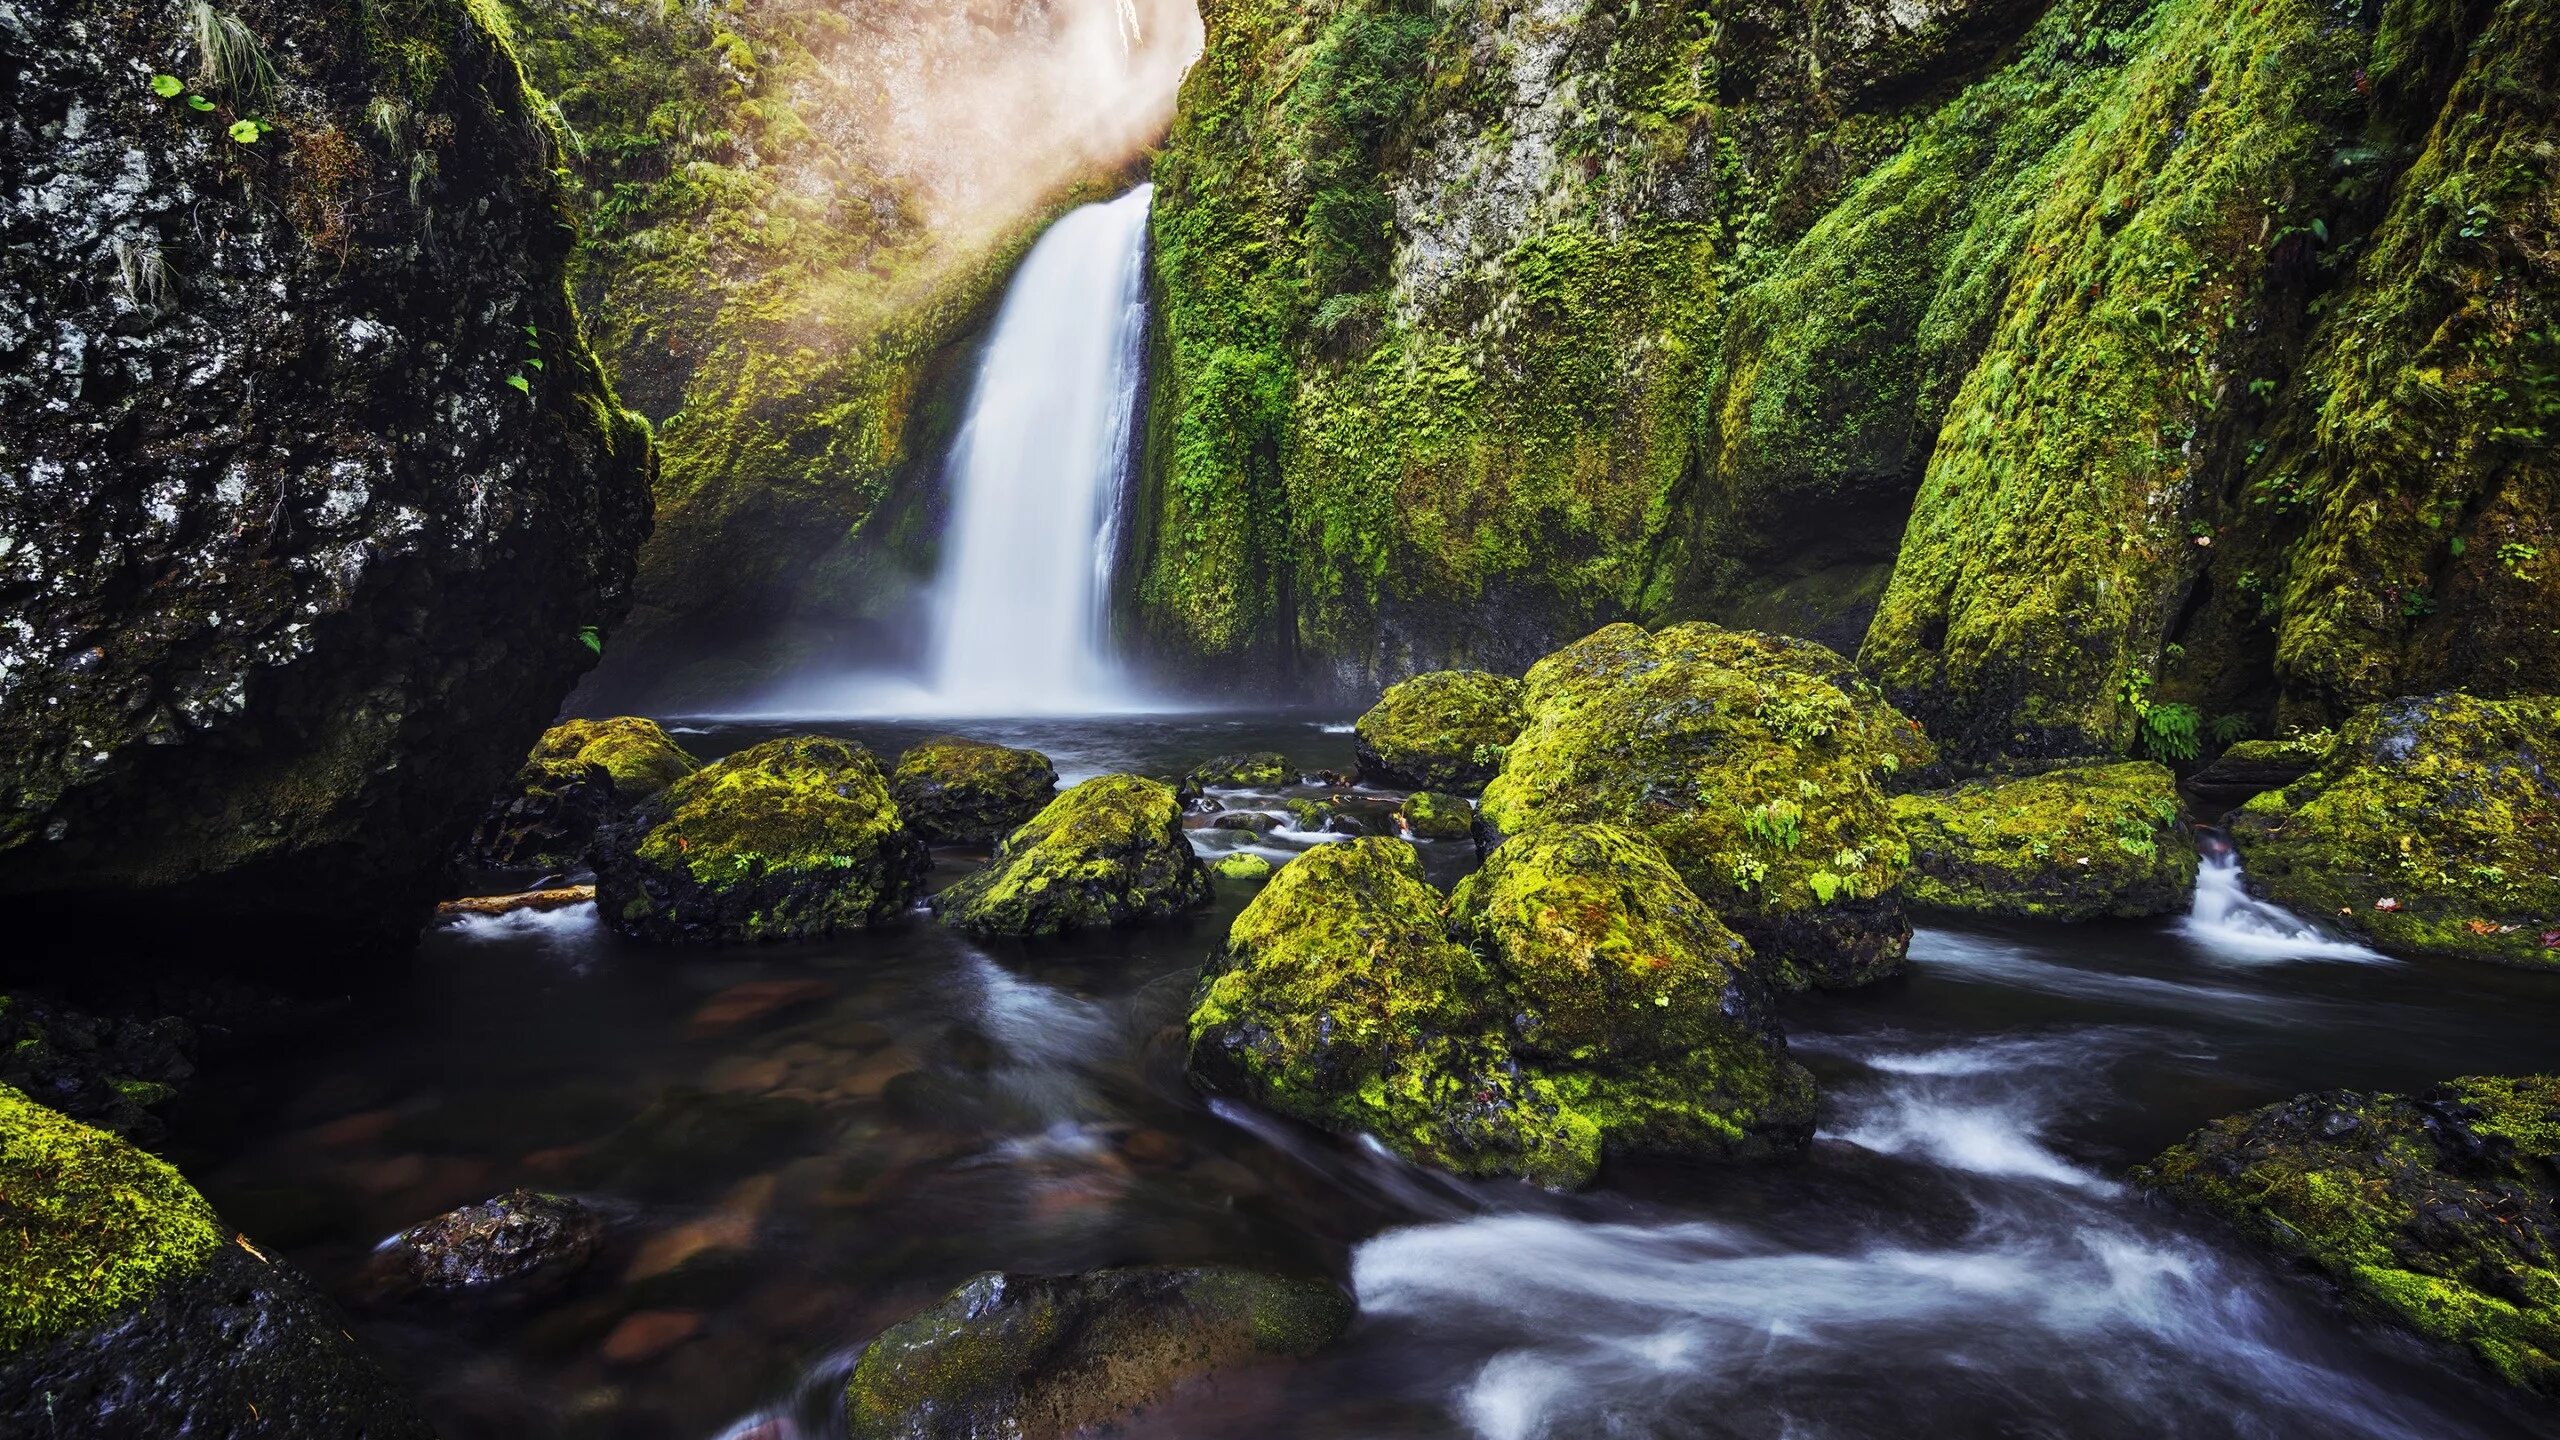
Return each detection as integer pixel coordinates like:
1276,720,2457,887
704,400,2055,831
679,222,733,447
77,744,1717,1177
2179,843,2388,963
923,184,1155,714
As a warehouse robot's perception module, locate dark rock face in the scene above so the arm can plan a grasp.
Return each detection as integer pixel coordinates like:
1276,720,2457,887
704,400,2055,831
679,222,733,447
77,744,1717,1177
396,1188,602,1292
0,0,653,957
457,756,615,886
843,1266,1353,1440
0,993,195,1145
889,736,1059,845
2136,1075,2560,1398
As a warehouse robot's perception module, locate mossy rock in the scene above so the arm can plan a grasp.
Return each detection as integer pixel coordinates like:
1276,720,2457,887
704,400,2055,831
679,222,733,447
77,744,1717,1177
1400,791,1475,841
1451,826,1816,1163
596,735,928,945
891,736,1060,845
1188,751,1292,788
1213,852,1274,882
1190,833,1812,1187
2228,694,2559,966
844,1266,1352,1439
458,755,616,882
533,717,701,802
1481,624,1916,990
933,775,1211,937
1891,761,2197,921
2134,1075,2560,1398
2187,731,2338,810
1353,671,1528,794
0,1086,434,1435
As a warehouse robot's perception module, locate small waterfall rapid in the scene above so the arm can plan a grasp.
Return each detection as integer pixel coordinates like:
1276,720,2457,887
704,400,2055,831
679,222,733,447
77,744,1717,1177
925,185,1154,714
2179,838,2388,963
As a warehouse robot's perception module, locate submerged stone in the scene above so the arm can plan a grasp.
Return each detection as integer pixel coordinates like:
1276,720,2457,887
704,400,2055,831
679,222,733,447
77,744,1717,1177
1189,751,1293,788
2135,1075,2560,1398
844,1266,1352,1439
597,735,929,945
933,775,1211,937
1354,670,1529,794
1400,791,1476,841
0,1086,435,1437
2227,694,2559,966
1480,624,1918,989
397,1189,603,1292
1891,762,2197,920
890,736,1060,845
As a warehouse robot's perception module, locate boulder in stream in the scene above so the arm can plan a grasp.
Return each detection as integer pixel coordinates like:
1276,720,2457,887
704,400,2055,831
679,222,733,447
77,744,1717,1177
1479,624,1919,989
1891,762,2197,921
396,1188,603,1292
1353,670,1528,794
597,736,928,944
0,1085,436,1437
2227,693,2560,966
460,755,617,883
843,1266,1352,1439
1400,791,1476,841
934,775,1210,937
890,737,1060,844
534,718,703,803
1188,751,1292,788
2135,1074,2560,1398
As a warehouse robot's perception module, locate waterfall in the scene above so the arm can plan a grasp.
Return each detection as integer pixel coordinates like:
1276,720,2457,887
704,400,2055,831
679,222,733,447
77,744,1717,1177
924,185,1154,714
2178,839,2387,963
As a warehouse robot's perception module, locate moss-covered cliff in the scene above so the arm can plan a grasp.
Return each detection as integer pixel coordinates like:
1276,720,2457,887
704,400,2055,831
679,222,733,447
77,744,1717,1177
1134,0,2556,740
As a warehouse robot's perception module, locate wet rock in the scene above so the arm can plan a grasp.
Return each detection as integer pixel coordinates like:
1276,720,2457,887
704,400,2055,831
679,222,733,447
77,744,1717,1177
0,994,194,1146
0,0,653,956
2186,731,2335,812
0,1086,435,1437
1188,751,1292,788
1353,670,1527,794
843,1266,1352,1439
1480,624,1920,989
1400,791,1475,841
2135,1074,2560,1398
1208,809,1281,834
1891,762,2198,920
933,775,1211,937
459,756,617,884
597,736,930,945
1212,852,1274,882
891,737,1060,845
535,717,703,803
2227,694,2559,966
398,1189,602,1291
1285,798,1336,830
436,884,597,918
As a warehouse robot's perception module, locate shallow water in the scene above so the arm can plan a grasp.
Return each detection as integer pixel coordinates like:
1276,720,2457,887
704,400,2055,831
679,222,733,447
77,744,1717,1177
188,715,2560,1440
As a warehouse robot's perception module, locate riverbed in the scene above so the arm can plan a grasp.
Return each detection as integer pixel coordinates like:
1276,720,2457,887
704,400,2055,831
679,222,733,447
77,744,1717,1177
190,714,2560,1440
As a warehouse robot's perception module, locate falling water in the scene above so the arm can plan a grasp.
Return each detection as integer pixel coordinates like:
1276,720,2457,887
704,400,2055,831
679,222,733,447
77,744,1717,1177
2179,840,2389,963
926,185,1154,713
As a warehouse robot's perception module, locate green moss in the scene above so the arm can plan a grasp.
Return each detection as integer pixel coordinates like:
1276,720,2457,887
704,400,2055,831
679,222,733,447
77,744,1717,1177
1399,791,1474,841
1354,671,1526,793
2228,693,2560,966
2135,1074,2560,1396
1480,623,1916,989
1187,752,1291,789
890,737,1058,846
532,716,698,800
0,1085,226,1352
1212,851,1274,882
1891,761,2198,920
1862,0,2377,760
600,735,926,943
933,775,1210,937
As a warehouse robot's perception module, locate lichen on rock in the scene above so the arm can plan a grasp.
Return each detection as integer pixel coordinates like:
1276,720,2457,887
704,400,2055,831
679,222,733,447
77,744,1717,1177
1354,671,1528,794
843,1266,1352,1440
933,774,1210,937
597,735,928,944
2135,1074,2560,1398
1480,623,1917,989
2227,693,2559,966
1892,761,2197,920
891,736,1059,845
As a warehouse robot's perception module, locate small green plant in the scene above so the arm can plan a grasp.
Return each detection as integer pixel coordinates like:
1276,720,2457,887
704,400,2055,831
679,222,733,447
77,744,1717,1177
227,117,266,144
1727,855,1770,893
2208,712,2257,747
577,625,602,654
2401,590,2436,619
1807,872,1846,905
2139,702,2201,762
2497,542,2542,580
189,2,279,105
1740,799,1804,852
150,73,185,98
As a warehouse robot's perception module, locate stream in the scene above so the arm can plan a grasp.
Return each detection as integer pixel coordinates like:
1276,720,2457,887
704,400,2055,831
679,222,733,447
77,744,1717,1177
186,714,2560,1440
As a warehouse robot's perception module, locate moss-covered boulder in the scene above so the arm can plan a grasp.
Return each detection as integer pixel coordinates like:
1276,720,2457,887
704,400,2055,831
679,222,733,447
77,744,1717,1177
891,737,1059,845
844,1266,1351,1439
1213,852,1274,882
458,756,617,883
1188,751,1292,789
597,736,928,944
533,717,701,802
1891,762,2197,920
2135,1075,2560,1398
0,1086,435,1436
933,775,1210,937
1452,826,1817,1163
1400,791,1475,841
2187,731,2336,811
1354,671,1528,794
1480,624,1917,989
2228,695,2560,966
1190,833,1813,1188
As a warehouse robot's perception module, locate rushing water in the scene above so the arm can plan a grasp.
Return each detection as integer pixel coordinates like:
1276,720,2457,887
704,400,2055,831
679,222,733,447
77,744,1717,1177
184,716,2560,1440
